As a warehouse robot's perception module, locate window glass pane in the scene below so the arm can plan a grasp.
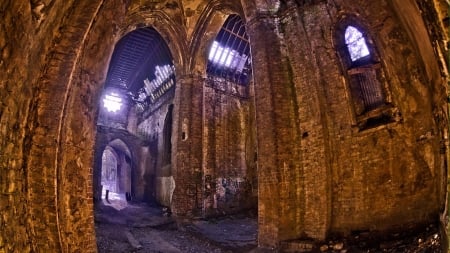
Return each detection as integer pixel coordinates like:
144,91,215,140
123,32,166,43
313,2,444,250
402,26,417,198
345,26,370,61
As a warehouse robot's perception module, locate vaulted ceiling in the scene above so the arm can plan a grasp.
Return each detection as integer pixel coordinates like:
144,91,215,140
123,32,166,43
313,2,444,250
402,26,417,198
105,27,173,94
104,27,175,107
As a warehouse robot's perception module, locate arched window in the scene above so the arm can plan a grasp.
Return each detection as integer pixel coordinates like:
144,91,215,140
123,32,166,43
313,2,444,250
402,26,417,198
101,148,118,193
337,22,398,129
206,14,252,85
345,26,370,62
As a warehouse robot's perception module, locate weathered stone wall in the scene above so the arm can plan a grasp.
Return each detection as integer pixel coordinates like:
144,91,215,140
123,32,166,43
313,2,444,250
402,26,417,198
170,0,249,217
309,0,445,234
246,12,314,247
137,97,175,206
171,75,205,215
202,79,257,216
244,0,447,248
0,0,120,252
1,1,39,251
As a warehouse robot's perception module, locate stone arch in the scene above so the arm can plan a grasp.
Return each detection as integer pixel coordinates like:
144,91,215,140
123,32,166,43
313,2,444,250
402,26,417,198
109,138,132,158
25,1,120,252
101,139,133,197
389,0,444,84
123,9,188,78
387,0,448,219
21,0,192,251
115,13,188,205
94,138,136,198
189,0,245,75
93,128,145,201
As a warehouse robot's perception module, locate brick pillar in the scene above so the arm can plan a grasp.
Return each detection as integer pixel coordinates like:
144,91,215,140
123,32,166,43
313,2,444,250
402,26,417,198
25,1,107,251
282,6,332,241
247,13,294,248
247,10,331,248
171,75,204,216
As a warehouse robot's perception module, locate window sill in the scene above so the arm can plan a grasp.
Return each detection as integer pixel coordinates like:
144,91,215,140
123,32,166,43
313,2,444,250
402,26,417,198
352,104,402,132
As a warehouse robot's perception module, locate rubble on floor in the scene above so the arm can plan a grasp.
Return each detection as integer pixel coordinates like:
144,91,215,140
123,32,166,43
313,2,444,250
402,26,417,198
234,222,444,253
95,199,257,253
95,199,445,253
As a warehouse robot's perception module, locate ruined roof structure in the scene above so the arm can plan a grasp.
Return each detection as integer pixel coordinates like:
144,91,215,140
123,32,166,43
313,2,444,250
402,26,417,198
0,0,449,252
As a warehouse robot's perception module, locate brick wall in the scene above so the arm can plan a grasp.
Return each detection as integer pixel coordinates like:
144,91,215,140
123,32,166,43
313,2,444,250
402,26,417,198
245,0,447,248
0,0,128,251
171,75,204,215
202,78,257,216
276,0,447,238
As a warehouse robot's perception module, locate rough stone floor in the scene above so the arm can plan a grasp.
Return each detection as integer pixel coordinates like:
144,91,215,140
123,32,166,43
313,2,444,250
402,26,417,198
94,196,258,253
94,196,444,253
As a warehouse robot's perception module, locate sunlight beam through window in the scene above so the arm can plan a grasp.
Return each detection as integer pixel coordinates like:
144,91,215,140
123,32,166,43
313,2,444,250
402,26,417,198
103,92,123,112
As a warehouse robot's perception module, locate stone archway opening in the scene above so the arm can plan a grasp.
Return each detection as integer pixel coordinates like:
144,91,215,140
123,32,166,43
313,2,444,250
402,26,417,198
100,141,133,203
92,24,182,251
92,25,177,206
101,148,119,197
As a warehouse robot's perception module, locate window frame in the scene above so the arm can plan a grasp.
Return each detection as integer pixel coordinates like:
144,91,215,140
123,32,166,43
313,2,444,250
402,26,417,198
206,14,252,86
335,17,400,131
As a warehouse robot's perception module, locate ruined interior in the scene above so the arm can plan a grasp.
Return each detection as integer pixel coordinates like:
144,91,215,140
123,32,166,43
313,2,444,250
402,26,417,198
0,0,449,252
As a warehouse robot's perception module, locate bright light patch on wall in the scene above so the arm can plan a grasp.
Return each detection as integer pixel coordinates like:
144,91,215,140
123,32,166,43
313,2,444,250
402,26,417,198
345,26,370,61
103,92,122,112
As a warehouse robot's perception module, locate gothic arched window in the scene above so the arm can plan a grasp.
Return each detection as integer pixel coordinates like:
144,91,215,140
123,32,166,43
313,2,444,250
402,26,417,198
206,14,252,85
345,26,370,62
337,21,398,129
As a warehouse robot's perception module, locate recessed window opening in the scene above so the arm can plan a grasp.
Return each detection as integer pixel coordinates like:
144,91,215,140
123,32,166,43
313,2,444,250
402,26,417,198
345,26,370,62
336,21,398,129
208,41,248,72
343,25,385,112
134,37,176,111
207,14,252,85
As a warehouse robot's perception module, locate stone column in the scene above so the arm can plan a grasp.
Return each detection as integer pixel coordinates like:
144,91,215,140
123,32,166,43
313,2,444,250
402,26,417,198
247,12,292,248
171,74,204,216
247,8,331,247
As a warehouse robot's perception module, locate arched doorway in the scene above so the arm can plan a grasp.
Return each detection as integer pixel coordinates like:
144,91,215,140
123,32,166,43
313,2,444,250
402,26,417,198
101,148,118,194
100,139,133,201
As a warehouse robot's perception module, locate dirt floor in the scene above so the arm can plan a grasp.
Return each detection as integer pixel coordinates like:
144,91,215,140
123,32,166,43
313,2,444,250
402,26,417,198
94,197,445,253
94,196,257,253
